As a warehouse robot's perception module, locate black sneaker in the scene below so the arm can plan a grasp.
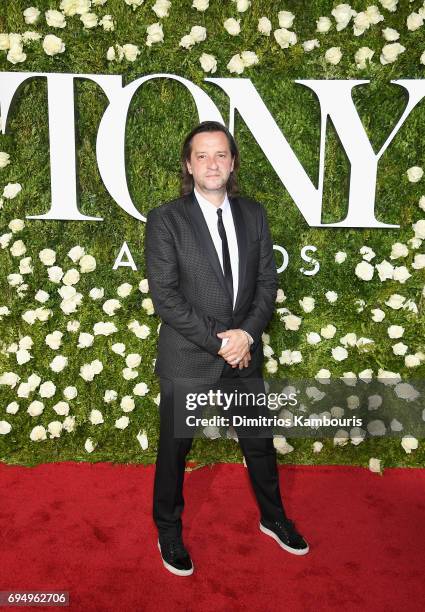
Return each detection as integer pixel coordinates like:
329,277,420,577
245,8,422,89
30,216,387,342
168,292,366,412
157,537,194,576
259,518,309,555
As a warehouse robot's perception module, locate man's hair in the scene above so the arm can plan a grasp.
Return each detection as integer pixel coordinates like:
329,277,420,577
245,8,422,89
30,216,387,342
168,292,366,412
180,121,240,196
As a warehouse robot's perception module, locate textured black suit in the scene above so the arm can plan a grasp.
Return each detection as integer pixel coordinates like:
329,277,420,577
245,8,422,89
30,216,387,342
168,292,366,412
145,190,287,540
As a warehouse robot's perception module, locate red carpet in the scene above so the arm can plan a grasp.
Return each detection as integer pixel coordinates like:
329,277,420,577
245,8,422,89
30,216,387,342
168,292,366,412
0,462,424,612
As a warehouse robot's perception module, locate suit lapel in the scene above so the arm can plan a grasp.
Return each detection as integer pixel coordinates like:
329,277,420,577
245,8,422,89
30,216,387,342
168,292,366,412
184,191,248,313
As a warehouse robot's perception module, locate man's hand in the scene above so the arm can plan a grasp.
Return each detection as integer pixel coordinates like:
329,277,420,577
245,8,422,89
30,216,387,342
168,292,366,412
217,329,250,367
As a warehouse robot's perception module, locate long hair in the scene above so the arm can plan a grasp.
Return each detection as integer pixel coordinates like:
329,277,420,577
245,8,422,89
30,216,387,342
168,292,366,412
180,121,240,196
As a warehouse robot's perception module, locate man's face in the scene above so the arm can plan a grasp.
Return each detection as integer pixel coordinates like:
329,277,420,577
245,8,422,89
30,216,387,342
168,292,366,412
186,131,235,194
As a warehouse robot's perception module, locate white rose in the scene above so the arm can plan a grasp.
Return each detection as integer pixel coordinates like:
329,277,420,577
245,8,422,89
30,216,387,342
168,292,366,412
241,50,259,67
321,324,336,339
355,46,374,69
93,321,118,335
133,382,149,396
405,354,421,368
30,425,47,441
139,278,149,293
22,31,42,43
355,260,374,280
413,219,425,239
10,239,26,257
265,358,278,374
274,28,297,48
224,18,240,36
84,437,96,453
100,15,115,31
50,355,68,372
235,0,250,12
0,151,11,169
47,421,62,438
111,343,126,355
192,0,209,11
313,441,323,453
369,458,382,473
8,218,24,232
387,325,404,338
115,415,130,429
53,401,70,416
316,16,332,33
199,53,217,73
332,4,356,31
122,44,140,61
45,9,66,28
0,372,20,387
332,346,348,361
179,34,195,49
421,51,425,66
335,251,347,263
300,296,315,312
80,13,98,30
77,332,94,348
340,333,357,347
152,0,171,19
412,253,425,269
89,287,104,299
190,25,207,43
392,342,408,355
42,34,65,56
282,314,302,330
24,7,41,24
123,367,138,380
333,429,349,446
371,308,385,322
121,396,135,412
6,401,20,414
39,381,56,398
278,10,295,29
302,39,320,52
146,22,164,46
45,330,63,350
379,0,398,12
63,268,80,286
28,400,44,416
401,435,418,453
325,291,338,303
80,363,96,381
3,182,22,199
103,298,121,315
7,45,27,65
126,353,142,368
325,46,342,65
90,409,104,424
407,166,423,182
382,27,399,41
407,12,423,31
227,54,244,74
380,42,405,65
137,429,149,449
104,389,118,402
392,266,411,283
390,242,408,259
63,385,78,400
79,254,96,272
258,16,272,36
385,294,405,309
39,248,56,265
306,332,321,345
117,282,132,297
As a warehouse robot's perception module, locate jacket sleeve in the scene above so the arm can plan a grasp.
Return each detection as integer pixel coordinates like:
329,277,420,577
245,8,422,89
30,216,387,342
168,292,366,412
144,207,226,356
239,203,278,348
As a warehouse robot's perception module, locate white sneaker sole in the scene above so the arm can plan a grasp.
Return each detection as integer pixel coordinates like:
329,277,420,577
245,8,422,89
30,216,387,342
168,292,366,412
157,540,194,576
259,522,309,556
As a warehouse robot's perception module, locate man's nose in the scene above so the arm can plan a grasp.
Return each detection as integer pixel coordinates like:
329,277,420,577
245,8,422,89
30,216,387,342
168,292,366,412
207,157,219,169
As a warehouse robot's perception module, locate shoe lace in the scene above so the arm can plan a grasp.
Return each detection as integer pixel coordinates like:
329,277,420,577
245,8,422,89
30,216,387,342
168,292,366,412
161,538,188,559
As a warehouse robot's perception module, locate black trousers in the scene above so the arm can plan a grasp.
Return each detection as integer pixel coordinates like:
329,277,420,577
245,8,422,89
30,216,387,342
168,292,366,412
152,362,288,540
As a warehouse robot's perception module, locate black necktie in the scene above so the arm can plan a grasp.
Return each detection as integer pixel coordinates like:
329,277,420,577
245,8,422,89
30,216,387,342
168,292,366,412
216,208,234,305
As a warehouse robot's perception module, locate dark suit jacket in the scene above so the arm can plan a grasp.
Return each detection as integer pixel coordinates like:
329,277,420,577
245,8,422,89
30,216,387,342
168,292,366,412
144,190,278,384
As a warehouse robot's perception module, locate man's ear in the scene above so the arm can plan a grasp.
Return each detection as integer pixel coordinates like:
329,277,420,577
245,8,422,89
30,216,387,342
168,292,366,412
186,160,192,175
230,158,234,173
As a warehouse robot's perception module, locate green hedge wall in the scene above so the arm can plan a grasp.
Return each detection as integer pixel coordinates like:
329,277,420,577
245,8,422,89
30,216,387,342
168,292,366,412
1,0,424,470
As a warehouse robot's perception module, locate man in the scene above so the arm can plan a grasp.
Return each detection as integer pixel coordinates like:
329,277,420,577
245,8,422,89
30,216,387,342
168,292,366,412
145,121,309,577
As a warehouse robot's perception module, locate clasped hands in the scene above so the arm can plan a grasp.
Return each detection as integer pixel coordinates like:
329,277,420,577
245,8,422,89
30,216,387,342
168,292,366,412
217,329,251,370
